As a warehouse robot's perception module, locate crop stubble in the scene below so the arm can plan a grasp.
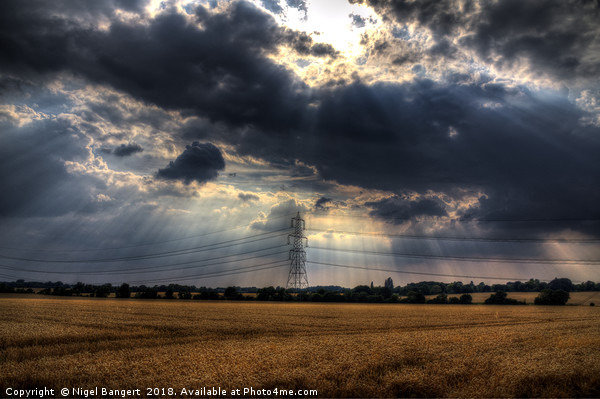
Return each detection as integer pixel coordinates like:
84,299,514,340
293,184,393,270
1,297,599,397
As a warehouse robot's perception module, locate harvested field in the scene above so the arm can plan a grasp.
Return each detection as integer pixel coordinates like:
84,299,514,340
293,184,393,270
1,296,599,398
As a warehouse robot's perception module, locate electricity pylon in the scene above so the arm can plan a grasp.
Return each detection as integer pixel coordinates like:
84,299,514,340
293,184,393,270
287,212,309,290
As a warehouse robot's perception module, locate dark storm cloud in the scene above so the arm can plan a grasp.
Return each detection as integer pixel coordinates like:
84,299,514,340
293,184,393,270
464,0,600,80
366,196,448,223
0,0,146,20
0,0,335,133
276,79,599,233
2,0,600,235
157,142,225,185
113,143,143,157
351,0,600,81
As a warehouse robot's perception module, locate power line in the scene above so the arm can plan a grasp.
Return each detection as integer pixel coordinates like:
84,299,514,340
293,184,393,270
306,227,600,244
308,260,559,282
0,229,289,264
128,259,290,284
0,248,289,276
0,214,293,253
78,244,286,273
310,245,600,264
0,272,25,281
307,212,600,223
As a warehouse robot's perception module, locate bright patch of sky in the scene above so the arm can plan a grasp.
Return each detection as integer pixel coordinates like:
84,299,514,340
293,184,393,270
278,0,378,57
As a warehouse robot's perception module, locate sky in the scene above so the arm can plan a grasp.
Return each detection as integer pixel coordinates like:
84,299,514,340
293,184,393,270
0,0,599,288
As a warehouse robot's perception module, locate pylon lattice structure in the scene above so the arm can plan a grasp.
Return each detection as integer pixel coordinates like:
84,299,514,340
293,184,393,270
287,212,309,290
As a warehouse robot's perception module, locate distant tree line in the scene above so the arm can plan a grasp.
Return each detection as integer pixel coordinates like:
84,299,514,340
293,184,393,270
0,277,594,306
392,277,596,295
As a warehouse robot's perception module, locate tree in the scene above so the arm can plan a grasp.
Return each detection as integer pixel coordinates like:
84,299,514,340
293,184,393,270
485,291,507,304
427,293,448,304
352,285,372,295
430,285,442,295
534,289,570,305
178,289,192,300
224,286,241,299
165,287,174,299
134,286,159,299
196,290,219,300
116,283,130,298
94,284,111,298
548,278,573,292
356,291,369,302
403,291,425,304
384,277,394,291
459,294,473,304
257,286,276,301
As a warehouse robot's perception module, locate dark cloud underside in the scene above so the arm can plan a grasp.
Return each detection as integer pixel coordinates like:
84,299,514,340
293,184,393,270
1,0,599,236
366,196,448,223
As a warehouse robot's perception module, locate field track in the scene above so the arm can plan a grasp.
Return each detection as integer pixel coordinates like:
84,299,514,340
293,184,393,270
1,296,600,397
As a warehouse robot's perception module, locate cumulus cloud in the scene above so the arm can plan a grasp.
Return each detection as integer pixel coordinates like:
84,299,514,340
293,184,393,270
157,142,225,185
250,198,309,231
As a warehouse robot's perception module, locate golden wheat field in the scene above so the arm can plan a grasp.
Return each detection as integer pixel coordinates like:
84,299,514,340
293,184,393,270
1,296,600,398
432,291,600,305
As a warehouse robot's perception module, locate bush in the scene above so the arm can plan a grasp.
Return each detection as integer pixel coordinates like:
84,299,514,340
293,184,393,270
427,293,448,304
194,290,219,300
0,283,15,293
178,290,192,300
401,291,426,304
459,294,473,304
135,287,159,299
534,289,570,306
484,291,525,305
